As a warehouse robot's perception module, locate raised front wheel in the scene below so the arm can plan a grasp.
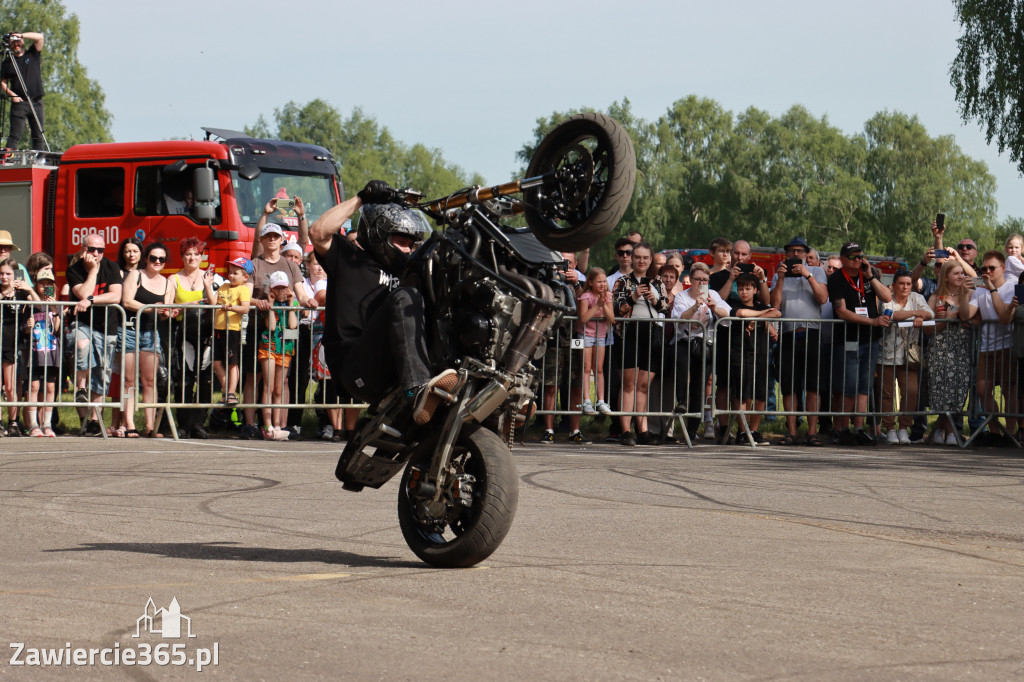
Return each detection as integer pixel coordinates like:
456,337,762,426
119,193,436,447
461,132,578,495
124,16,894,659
524,112,637,252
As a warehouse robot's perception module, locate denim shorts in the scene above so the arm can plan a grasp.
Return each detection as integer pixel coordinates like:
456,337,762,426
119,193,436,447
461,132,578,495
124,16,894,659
832,339,880,397
581,334,609,348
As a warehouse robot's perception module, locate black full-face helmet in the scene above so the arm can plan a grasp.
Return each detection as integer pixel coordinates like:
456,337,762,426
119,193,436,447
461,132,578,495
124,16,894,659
357,204,430,273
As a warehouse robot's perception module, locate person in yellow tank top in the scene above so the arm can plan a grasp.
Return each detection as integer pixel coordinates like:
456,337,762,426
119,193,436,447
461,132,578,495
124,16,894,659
170,238,218,438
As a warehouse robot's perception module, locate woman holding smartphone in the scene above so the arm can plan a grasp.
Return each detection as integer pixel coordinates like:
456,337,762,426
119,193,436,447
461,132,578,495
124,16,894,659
925,260,973,445
613,243,670,446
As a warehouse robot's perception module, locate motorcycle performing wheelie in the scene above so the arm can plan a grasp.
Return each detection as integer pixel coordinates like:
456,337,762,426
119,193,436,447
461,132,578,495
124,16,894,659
330,113,636,567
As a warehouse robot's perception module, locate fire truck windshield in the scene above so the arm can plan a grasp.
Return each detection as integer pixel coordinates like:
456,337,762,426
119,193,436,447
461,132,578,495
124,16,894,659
232,170,337,229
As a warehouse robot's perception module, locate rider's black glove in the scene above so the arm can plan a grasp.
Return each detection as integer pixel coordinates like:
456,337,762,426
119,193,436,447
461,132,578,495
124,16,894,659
357,180,396,205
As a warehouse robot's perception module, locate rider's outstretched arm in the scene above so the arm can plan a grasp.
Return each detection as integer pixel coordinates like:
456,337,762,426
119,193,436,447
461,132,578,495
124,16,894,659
310,195,362,257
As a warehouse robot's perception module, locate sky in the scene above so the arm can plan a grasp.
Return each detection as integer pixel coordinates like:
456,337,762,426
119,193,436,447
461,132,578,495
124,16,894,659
73,0,1024,223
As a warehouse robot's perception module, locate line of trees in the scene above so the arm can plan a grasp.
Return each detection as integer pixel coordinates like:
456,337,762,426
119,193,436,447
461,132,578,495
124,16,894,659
519,98,1014,268
14,0,1023,272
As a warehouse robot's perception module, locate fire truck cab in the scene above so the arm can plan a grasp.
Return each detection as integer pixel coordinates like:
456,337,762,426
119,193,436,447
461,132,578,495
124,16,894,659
0,127,343,284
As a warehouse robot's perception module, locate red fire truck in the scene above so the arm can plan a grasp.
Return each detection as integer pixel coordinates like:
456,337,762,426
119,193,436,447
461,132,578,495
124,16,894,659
0,127,343,283
672,246,908,284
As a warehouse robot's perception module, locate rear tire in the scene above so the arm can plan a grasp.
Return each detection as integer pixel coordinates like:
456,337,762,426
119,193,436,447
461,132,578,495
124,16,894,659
524,112,636,252
397,424,518,568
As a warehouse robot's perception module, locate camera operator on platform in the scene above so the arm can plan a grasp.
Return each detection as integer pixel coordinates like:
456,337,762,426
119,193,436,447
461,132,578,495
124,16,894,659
1,31,44,150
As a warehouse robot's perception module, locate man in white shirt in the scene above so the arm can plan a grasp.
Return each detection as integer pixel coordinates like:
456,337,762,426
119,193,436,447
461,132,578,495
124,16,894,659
960,250,1017,441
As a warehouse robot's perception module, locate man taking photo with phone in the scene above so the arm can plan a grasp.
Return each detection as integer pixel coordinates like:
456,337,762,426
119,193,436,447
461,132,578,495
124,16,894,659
959,251,1018,444
771,236,828,445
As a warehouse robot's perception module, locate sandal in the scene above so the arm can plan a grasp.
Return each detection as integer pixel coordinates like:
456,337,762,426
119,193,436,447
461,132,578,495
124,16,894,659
225,393,238,406
125,429,140,438
108,426,126,438
780,434,801,446
43,426,56,438
28,426,43,438
806,434,825,447
144,429,164,438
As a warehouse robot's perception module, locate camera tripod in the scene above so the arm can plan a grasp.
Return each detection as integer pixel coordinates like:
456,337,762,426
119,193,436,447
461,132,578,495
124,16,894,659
0,37,49,152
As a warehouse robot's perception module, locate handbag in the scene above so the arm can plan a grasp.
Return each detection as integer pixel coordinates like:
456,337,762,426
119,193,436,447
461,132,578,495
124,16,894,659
901,324,922,368
906,340,922,368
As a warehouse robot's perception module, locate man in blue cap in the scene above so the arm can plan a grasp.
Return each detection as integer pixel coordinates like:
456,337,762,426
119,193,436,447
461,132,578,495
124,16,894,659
770,236,829,444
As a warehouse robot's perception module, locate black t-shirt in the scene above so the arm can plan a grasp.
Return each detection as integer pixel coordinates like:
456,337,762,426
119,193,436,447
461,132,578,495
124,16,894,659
827,268,881,342
66,257,122,334
318,234,399,350
709,269,740,307
1,45,43,100
727,300,772,361
0,288,31,336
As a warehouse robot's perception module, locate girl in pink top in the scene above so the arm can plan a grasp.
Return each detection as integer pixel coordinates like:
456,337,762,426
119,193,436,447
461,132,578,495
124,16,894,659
577,267,615,415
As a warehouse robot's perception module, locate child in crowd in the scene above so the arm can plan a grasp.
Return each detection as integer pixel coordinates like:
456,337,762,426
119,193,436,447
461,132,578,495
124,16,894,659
0,257,35,436
259,270,298,440
576,266,615,416
212,257,252,408
23,267,59,437
726,273,781,444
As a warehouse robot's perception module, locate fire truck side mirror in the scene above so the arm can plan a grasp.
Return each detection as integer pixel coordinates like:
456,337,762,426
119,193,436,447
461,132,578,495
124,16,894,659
193,167,217,203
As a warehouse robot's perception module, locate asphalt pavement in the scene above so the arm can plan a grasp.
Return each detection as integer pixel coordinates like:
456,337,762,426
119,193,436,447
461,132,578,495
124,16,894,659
1,436,1022,680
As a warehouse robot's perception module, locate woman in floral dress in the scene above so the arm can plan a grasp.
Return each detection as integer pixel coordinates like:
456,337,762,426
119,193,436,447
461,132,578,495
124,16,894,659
925,259,973,445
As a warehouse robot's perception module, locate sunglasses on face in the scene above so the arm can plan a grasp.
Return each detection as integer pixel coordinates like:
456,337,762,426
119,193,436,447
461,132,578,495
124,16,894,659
616,250,632,257
85,246,104,254
957,243,975,250
977,265,998,273
148,255,167,264
847,254,865,261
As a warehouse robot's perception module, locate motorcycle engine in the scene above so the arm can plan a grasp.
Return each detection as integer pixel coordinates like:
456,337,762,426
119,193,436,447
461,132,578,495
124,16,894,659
455,278,522,362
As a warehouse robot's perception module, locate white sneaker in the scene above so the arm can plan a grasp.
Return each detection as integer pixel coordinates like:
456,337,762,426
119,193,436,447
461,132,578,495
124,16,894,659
581,399,597,416
595,400,613,416
321,425,334,442
897,429,911,445
945,431,959,446
885,430,899,444
703,422,716,439
931,430,945,445
271,427,289,441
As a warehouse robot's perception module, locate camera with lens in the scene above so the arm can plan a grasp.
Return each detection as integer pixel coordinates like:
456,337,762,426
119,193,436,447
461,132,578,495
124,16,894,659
1,34,12,48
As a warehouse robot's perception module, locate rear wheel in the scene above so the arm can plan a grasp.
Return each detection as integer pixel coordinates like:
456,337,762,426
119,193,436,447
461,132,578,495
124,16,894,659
397,424,518,568
524,112,636,252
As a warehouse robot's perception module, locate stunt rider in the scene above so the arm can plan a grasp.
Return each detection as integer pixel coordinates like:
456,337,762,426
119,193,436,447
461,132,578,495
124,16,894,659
309,180,458,424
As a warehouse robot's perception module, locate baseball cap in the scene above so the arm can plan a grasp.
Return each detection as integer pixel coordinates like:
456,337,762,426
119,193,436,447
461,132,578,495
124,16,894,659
785,236,809,250
840,242,863,257
268,270,291,289
281,241,303,256
226,256,253,275
261,223,285,239
35,267,54,282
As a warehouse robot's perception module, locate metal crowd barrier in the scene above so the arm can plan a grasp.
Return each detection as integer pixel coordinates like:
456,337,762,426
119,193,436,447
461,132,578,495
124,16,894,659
536,313,1024,449
1,300,1020,448
133,303,367,439
0,298,126,439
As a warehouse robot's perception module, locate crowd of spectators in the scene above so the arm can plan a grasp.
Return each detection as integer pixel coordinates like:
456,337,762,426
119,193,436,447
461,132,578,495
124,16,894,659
541,222,1024,448
0,210,1021,448
0,194,357,441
